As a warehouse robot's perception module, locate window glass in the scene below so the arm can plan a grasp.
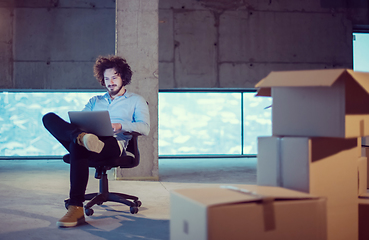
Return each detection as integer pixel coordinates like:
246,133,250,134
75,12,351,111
353,33,369,72
159,92,242,155
243,93,272,154
0,92,103,156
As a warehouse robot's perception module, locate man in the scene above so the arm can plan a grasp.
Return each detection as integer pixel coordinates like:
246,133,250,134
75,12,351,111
42,55,150,227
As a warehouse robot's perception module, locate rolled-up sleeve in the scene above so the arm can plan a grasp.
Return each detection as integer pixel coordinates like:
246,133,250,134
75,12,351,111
120,95,150,136
82,97,96,111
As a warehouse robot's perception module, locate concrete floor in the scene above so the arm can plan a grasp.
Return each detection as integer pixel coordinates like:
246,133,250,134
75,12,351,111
0,157,257,240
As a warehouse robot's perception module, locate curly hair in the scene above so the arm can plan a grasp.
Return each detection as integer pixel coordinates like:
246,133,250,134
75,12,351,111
93,55,132,87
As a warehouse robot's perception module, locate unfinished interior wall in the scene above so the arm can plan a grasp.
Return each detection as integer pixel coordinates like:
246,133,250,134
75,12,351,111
0,0,115,89
159,0,368,89
0,0,367,90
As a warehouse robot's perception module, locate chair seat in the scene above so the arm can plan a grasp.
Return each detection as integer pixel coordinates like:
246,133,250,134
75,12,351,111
62,154,137,168
63,132,140,169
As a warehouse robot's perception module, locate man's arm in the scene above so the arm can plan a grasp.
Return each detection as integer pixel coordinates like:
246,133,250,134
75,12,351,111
117,96,150,136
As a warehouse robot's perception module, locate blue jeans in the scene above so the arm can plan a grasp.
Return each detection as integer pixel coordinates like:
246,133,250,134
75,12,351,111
42,113,121,207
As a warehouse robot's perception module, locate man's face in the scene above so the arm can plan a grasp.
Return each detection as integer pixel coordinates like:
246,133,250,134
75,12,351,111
104,68,124,96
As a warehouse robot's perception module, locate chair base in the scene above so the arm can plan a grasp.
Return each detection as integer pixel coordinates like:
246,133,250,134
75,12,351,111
64,171,141,215
84,192,141,215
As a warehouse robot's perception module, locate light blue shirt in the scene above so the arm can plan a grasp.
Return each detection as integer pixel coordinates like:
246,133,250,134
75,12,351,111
82,90,150,151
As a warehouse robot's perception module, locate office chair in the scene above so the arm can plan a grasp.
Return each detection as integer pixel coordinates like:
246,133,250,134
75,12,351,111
62,132,142,216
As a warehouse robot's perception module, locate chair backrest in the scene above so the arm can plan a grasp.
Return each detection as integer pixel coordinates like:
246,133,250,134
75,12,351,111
119,132,140,168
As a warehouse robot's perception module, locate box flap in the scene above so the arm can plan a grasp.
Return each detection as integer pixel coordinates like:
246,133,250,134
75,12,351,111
347,70,369,94
221,185,318,201
255,87,271,97
171,185,318,208
255,69,347,88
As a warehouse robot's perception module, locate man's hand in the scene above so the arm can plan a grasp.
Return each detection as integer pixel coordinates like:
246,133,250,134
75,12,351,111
112,123,122,133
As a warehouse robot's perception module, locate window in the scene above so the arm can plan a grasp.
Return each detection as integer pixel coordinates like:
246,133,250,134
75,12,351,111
158,90,271,156
353,32,369,72
159,92,242,155
0,90,272,157
0,91,103,157
243,92,271,155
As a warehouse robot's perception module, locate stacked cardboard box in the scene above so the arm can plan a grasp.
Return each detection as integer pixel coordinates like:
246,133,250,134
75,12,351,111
255,69,369,240
170,185,327,240
169,69,369,240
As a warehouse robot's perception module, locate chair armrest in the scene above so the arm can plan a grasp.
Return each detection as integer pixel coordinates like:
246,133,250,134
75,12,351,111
122,131,142,136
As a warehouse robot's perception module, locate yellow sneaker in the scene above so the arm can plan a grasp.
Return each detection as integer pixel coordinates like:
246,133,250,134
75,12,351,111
56,205,85,228
77,133,104,153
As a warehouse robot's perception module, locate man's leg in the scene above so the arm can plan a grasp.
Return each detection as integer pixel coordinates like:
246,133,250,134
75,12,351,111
55,142,88,227
67,136,121,205
57,137,121,228
42,112,82,151
43,112,122,227
67,137,121,206
42,112,104,153
42,113,87,227
68,143,91,207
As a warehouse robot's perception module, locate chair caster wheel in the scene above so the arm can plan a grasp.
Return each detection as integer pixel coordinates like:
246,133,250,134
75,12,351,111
130,206,138,214
134,200,142,207
85,208,94,216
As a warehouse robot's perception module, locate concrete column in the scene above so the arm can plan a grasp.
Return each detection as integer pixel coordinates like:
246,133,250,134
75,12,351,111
115,0,159,180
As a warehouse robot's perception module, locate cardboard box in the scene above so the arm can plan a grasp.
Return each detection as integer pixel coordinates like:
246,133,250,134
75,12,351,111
255,69,369,138
257,136,359,240
170,185,327,240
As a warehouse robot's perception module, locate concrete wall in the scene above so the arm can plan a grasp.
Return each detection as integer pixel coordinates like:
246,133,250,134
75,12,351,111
0,0,368,90
158,0,368,89
0,0,115,90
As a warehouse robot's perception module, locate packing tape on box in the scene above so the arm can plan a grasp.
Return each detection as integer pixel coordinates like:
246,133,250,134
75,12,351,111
220,186,276,231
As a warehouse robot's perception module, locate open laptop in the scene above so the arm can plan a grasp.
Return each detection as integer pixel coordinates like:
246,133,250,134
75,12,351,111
68,111,114,137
